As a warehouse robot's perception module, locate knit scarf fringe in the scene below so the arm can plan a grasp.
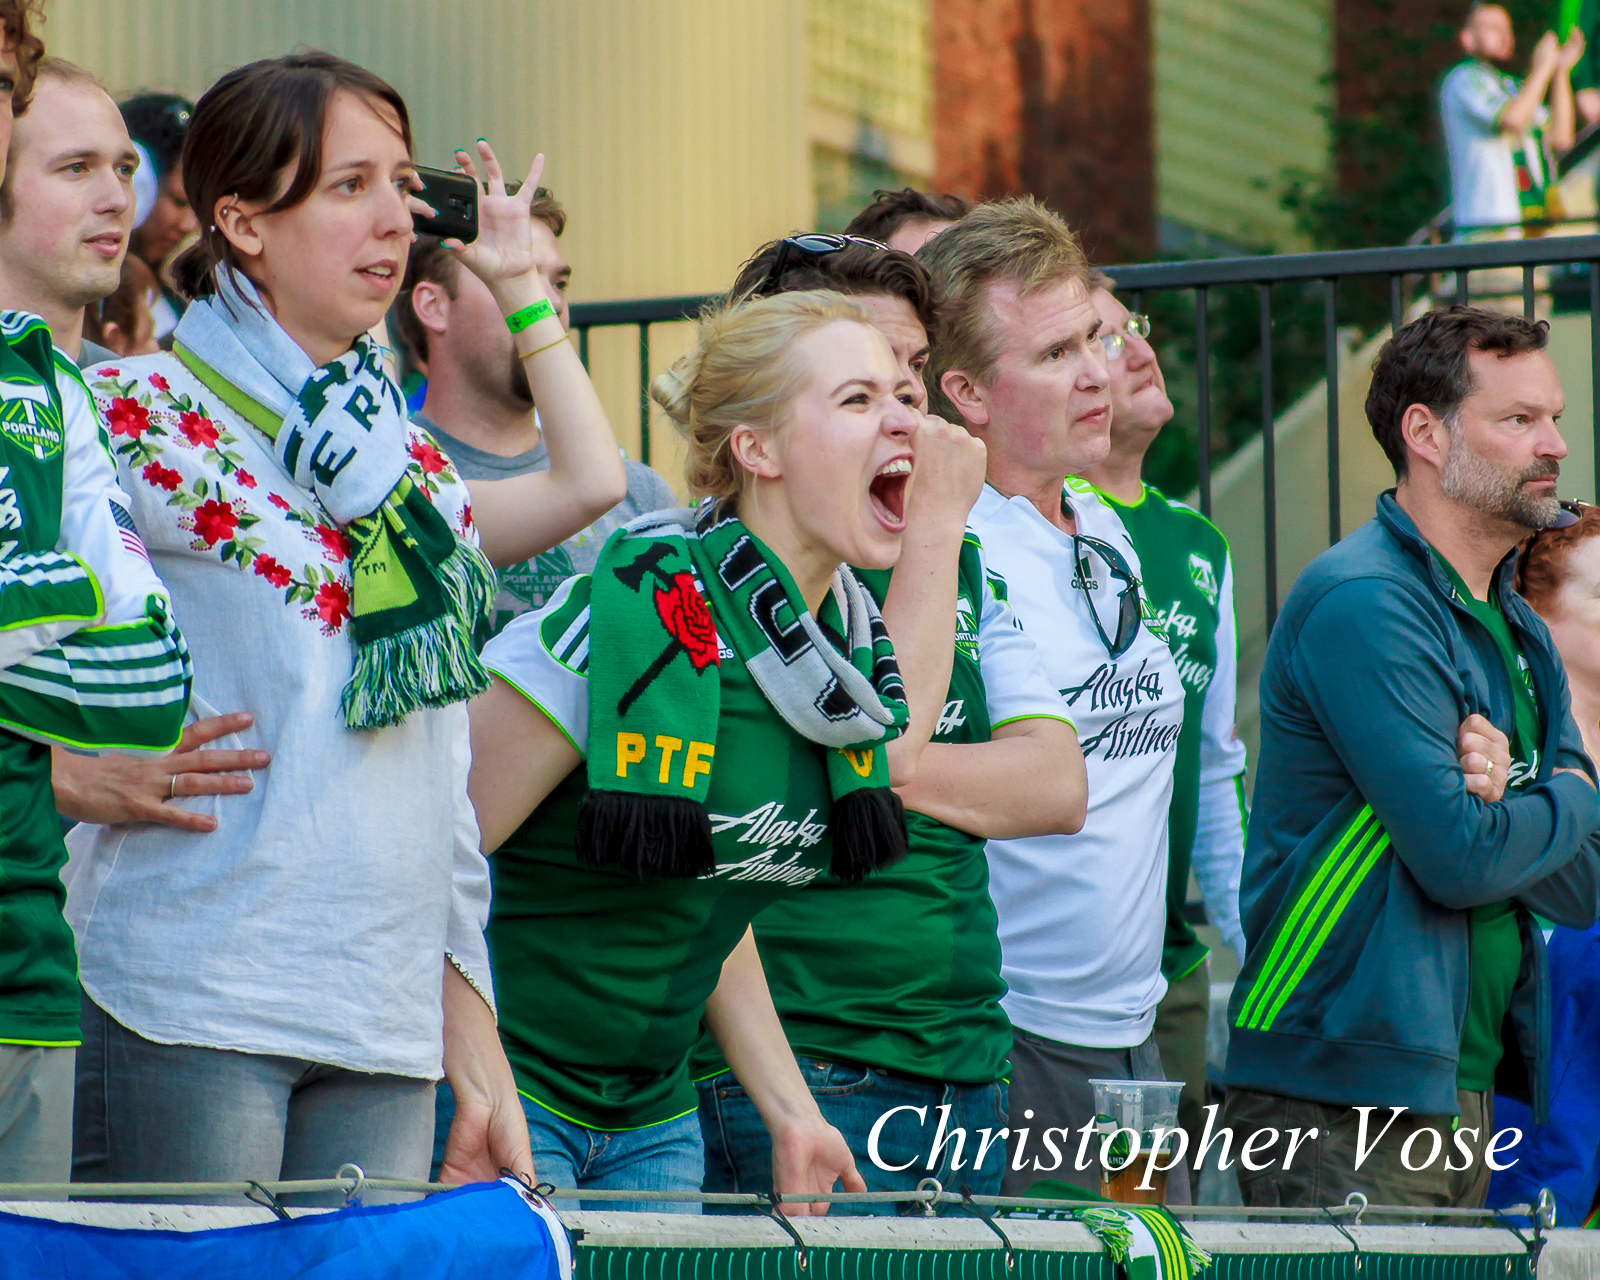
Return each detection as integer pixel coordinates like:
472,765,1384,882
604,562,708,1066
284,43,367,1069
339,539,495,729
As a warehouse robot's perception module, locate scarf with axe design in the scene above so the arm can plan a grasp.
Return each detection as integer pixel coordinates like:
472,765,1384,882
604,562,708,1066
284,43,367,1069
580,502,910,880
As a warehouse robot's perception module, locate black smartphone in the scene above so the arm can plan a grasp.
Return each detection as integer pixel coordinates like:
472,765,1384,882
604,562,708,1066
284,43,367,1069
412,165,478,243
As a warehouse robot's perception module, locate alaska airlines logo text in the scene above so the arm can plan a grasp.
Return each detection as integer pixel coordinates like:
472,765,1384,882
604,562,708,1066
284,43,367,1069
1061,658,1163,715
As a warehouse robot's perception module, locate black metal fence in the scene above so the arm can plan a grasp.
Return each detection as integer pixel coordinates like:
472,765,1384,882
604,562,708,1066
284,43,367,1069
571,233,1600,639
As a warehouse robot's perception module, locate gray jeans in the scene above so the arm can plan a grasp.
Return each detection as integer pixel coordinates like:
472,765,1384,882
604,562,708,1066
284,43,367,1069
1003,1025,1192,1203
0,1044,74,1189
73,997,435,1204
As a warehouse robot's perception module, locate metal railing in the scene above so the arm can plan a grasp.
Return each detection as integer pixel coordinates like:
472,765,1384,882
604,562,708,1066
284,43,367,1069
573,234,1600,639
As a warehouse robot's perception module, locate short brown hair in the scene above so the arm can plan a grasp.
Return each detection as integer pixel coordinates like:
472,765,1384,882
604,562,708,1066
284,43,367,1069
171,51,412,300
917,197,1092,421
729,238,939,341
1365,305,1550,479
1517,502,1600,614
651,290,876,505
0,1,45,117
845,187,971,245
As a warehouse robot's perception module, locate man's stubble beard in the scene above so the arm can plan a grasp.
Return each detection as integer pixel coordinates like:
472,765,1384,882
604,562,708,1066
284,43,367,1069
1439,427,1561,530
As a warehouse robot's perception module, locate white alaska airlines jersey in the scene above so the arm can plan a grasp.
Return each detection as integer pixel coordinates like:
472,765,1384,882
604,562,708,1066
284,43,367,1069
969,480,1183,1048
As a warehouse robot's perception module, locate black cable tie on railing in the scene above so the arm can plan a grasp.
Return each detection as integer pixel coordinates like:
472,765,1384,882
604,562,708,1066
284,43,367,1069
765,1191,809,1272
959,1184,1017,1272
243,1180,290,1221
1492,1204,1547,1277
1321,1205,1363,1271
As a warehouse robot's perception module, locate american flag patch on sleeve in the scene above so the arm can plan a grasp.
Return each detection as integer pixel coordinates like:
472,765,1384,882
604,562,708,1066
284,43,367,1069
110,498,150,563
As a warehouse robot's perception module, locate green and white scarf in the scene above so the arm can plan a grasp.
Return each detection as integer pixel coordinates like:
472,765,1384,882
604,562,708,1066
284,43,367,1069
581,502,910,880
173,270,494,729
1009,1180,1211,1280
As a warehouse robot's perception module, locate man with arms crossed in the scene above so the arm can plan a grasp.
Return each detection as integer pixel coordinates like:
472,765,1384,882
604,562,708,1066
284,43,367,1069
1224,306,1600,1208
920,200,1189,1198
1077,278,1248,1163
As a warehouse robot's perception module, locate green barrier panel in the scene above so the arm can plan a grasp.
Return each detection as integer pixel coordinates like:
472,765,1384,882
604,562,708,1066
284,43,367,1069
577,1249,1532,1280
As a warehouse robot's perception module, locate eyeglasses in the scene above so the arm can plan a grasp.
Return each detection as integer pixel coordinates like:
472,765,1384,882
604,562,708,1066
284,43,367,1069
1099,312,1152,361
1072,532,1144,658
752,233,891,297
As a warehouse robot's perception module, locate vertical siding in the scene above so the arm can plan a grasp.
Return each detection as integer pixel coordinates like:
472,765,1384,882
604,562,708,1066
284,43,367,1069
43,0,813,492
1153,0,1332,250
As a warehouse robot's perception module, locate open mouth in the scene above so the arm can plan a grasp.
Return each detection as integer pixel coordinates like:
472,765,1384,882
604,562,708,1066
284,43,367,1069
868,457,912,531
357,263,397,286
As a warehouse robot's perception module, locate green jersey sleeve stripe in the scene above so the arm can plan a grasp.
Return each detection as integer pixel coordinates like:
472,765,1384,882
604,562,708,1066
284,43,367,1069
484,666,587,759
991,712,1078,732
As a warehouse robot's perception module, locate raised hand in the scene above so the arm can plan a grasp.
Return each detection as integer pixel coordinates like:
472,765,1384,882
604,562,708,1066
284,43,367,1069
904,410,988,530
439,140,548,300
1559,26,1587,70
1533,30,1562,76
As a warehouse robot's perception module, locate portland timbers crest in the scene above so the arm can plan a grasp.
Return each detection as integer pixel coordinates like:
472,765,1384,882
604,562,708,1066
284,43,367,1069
0,381,62,460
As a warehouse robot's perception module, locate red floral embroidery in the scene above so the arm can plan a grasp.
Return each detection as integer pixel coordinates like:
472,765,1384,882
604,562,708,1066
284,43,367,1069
191,498,239,546
99,367,120,377
314,524,351,562
148,373,169,392
461,503,473,528
141,461,182,492
312,580,350,629
107,397,149,440
178,410,219,448
654,572,720,671
252,554,293,588
269,493,292,511
235,469,257,489
408,439,448,474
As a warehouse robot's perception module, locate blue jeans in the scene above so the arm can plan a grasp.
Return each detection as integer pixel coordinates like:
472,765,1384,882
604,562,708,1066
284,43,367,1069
697,1056,1008,1215
433,1081,703,1213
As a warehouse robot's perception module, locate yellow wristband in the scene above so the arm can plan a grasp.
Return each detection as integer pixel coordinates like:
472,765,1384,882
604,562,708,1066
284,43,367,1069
517,332,571,359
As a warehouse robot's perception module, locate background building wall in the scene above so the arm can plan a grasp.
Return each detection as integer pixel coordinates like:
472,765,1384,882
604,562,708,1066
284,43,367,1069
42,0,814,490
1152,0,1333,252
931,0,1157,262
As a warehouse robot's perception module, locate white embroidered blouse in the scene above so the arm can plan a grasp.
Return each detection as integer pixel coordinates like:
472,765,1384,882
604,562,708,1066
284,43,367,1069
63,351,493,1079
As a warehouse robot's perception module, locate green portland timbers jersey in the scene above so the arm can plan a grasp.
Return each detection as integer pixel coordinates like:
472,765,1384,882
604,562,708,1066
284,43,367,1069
690,538,1021,1087
0,318,89,1046
1435,554,1537,1092
484,575,835,1131
1096,483,1235,981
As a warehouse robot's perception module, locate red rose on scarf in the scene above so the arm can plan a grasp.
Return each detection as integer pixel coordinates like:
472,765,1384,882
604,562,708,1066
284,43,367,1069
191,498,238,546
252,554,292,588
178,410,219,448
107,397,149,440
235,469,257,489
654,572,719,671
313,580,351,629
269,493,292,511
147,373,169,392
141,461,181,492
408,439,448,474
314,524,351,562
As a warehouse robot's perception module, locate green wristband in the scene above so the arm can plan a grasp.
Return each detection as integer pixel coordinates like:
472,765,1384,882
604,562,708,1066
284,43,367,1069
506,298,556,333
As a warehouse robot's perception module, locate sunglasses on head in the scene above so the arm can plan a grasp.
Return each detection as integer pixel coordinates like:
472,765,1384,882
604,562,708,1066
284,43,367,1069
752,233,892,297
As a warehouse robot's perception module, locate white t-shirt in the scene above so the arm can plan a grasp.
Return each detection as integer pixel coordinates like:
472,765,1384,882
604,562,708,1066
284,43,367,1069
1440,59,1545,233
969,482,1184,1048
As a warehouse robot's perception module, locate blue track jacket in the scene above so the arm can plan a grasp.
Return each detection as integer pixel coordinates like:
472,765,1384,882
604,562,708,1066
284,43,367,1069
1225,493,1600,1121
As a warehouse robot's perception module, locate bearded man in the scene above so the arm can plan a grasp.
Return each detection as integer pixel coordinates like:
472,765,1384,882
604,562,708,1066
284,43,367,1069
1222,305,1600,1209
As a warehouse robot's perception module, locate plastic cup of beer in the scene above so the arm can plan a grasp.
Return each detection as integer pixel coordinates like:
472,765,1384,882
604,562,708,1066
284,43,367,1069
1088,1079,1185,1205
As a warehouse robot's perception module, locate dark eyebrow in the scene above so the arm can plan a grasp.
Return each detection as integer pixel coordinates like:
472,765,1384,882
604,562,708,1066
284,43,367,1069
910,345,931,363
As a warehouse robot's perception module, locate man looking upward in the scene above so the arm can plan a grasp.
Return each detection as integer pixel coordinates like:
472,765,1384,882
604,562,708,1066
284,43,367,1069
1076,279,1248,1164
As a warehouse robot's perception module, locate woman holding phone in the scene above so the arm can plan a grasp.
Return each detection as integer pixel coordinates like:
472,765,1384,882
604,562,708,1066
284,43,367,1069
67,52,610,1195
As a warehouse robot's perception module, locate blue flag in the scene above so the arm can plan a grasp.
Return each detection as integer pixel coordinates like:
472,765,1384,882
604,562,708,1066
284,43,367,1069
2,1178,572,1280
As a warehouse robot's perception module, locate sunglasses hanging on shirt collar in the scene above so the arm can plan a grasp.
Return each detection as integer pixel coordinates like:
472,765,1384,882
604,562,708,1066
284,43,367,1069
1070,529,1145,659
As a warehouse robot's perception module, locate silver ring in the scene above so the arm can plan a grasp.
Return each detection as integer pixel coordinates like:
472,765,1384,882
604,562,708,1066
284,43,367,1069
168,774,178,800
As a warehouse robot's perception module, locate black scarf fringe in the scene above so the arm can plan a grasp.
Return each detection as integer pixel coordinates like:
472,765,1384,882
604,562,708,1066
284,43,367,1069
576,790,716,879
828,787,909,883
